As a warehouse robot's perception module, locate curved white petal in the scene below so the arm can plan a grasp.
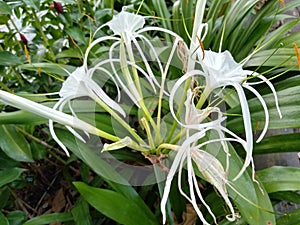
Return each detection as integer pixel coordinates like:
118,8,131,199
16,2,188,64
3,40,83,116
245,71,282,119
243,83,269,142
230,82,253,181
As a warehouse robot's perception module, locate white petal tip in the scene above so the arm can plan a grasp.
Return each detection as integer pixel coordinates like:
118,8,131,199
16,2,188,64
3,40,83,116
62,148,70,157
226,215,236,222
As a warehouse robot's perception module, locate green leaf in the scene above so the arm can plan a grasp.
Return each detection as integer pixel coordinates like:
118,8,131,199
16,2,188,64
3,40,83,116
269,191,300,204
19,63,76,77
74,182,158,225
0,110,46,125
71,199,92,225
227,85,300,133
0,168,25,187
23,213,73,225
0,1,11,14
21,0,40,10
7,210,26,225
0,51,22,66
246,48,297,68
56,129,158,223
257,166,300,193
0,212,9,225
276,208,300,225
56,49,83,59
65,27,86,44
254,133,300,154
0,125,33,162
214,144,275,225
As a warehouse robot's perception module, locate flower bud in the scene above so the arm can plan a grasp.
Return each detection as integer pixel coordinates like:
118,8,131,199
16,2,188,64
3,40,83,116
19,33,28,45
52,1,64,14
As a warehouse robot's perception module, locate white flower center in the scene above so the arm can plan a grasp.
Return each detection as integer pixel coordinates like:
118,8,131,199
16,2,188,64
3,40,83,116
107,10,145,35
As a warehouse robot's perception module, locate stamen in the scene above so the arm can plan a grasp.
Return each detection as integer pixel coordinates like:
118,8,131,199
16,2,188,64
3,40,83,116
37,67,41,76
83,13,96,22
293,42,300,69
254,120,260,134
196,35,205,60
24,45,31,64
279,0,285,7
70,37,79,48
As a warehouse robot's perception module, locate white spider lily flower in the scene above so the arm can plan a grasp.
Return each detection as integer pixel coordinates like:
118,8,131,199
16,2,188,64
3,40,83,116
84,10,185,106
197,49,282,180
0,90,118,156
49,66,125,155
161,90,246,224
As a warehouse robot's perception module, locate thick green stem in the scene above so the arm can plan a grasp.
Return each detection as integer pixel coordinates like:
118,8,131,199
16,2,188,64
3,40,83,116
120,38,162,145
92,94,146,146
196,86,211,109
165,78,191,143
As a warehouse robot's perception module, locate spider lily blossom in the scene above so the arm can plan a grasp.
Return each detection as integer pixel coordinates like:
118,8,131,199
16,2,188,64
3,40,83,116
85,10,185,106
0,90,118,156
161,90,246,224
49,65,125,155
196,49,282,180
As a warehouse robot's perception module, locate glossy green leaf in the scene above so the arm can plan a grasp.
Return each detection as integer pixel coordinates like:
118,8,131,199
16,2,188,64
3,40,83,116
21,0,40,10
74,182,158,225
246,48,297,68
0,110,46,125
65,27,86,44
56,129,158,223
0,187,10,209
71,198,92,225
151,0,172,41
0,125,33,162
7,210,26,225
212,144,275,225
0,168,25,187
257,166,300,193
269,191,300,204
19,63,76,77
56,49,83,59
23,213,73,225
0,212,9,225
0,51,22,66
254,133,300,154
0,1,11,14
276,208,300,225
227,85,300,133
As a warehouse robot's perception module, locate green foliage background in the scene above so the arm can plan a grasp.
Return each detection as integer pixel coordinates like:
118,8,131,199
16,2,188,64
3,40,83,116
0,0,300,224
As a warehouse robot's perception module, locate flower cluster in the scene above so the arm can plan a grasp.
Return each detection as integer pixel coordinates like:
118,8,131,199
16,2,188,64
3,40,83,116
50,8,282,224
0,5,282,225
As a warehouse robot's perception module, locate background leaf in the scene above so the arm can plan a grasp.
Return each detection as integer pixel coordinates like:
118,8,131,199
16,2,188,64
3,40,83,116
71,198,92,225
276,208,300,225
0,125,33,162
0,168,25,187
257,166,300,193
74,182,158,225
0,51,22,66
23,212,73,225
